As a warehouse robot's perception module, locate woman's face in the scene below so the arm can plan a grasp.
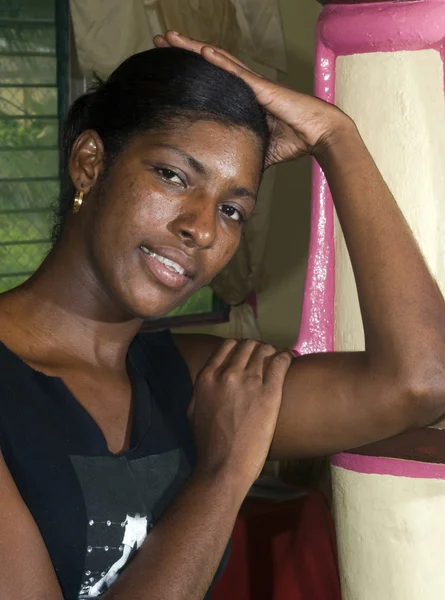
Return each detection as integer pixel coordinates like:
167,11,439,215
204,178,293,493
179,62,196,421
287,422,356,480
81,120,263,319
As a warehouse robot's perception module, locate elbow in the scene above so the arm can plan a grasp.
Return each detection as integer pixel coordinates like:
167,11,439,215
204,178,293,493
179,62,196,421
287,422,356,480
402,365,445,428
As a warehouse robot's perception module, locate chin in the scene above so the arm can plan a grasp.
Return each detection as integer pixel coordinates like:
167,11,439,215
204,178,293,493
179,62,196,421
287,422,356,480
124,297,178,321
110,263,199,321
119,285,187,321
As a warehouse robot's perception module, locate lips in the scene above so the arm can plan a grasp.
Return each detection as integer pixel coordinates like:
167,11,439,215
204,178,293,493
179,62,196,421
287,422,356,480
139,245,198,290
140,247,187,276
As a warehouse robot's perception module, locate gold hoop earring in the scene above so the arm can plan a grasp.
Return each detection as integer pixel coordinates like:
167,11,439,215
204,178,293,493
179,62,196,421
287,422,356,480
73,190,84,214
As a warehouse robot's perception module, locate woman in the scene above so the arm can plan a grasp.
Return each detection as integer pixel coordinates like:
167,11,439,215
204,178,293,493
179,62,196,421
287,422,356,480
1,31,445,600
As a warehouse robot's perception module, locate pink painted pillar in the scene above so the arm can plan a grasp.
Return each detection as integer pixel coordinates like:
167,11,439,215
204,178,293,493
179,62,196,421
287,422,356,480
295,1,445,597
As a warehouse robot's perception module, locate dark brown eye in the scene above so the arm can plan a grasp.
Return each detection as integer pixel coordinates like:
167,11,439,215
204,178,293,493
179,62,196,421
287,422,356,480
155,167,184,186
220,204,244,223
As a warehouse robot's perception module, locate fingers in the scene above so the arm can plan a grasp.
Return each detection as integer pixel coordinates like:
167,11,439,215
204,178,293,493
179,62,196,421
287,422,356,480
153,34,170,48
224,339,261,371
175,33,256,75
200,46,274,106
203,46,256,74
245,342,279,376
203,338,238,371
154,31,260,78
165,30,211,54
204,339,263,373
206,338,290,379
263,351,293,391
199,338,292,404
153,31,276,117
154,31,210,54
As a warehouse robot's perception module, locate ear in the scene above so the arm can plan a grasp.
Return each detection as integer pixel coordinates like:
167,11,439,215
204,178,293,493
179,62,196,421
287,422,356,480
69,129,104,193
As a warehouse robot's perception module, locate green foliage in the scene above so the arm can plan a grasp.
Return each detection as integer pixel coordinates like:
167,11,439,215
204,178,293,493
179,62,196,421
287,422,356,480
168,286,214,316
0,117,56,147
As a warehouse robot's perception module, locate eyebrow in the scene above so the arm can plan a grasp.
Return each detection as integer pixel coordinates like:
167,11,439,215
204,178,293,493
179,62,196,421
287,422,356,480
154,143,257,202
231,186,257,203
154,143,207,175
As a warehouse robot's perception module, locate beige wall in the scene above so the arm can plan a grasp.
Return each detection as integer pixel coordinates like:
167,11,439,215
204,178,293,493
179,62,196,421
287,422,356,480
258,0,321,348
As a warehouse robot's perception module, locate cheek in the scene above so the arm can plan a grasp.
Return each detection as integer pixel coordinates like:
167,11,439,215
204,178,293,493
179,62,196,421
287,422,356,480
208,231,241,274
223,240,238,261
95,176,137,236
131,172,191,224
107,184,175,243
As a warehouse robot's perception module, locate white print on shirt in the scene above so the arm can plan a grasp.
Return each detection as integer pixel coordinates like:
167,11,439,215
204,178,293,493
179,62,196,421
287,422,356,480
70,450,189,600
85,513,149,598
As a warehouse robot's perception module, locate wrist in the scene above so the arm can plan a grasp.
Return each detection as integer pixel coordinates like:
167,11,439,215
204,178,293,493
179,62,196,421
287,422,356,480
312,115,359,162
191,463,252,507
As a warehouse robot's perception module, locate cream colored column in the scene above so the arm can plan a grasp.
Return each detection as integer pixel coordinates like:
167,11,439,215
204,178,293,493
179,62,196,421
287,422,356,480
332,43,445,600
334,49,445,352
332,457,445,600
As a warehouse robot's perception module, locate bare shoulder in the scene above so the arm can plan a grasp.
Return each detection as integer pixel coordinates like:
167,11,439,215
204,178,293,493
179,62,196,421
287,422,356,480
172,333,224,382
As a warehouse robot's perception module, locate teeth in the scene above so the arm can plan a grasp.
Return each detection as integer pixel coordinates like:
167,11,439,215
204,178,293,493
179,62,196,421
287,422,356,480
141,247,186,276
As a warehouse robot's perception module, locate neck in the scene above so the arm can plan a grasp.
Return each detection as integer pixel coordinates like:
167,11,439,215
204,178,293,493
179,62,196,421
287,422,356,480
0,234,144,371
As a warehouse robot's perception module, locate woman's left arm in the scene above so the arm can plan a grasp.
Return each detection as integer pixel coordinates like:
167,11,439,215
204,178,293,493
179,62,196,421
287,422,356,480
271,124,445,459
168,32,445,460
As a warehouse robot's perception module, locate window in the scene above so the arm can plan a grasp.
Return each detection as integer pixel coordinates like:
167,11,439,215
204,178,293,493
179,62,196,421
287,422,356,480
1,1,228,327
142,288,229,331
0,0,68,293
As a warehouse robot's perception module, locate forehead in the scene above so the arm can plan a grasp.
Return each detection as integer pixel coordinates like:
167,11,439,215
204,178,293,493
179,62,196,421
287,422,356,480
129,120,264,184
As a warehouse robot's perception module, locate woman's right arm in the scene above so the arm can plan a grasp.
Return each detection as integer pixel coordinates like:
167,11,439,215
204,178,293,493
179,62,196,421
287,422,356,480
0,452,239,600
0,340,291,600
104,469,243,600
0,449,64,600
0,453,244,600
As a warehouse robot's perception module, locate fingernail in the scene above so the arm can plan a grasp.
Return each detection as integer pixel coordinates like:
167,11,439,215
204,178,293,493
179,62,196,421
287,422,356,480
171,31,179,35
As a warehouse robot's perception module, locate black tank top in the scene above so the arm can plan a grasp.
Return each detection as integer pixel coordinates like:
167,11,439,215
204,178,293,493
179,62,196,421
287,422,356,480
0,330,226,599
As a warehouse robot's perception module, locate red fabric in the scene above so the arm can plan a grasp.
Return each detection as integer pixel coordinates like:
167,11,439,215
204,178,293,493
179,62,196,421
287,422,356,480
212,491,342,600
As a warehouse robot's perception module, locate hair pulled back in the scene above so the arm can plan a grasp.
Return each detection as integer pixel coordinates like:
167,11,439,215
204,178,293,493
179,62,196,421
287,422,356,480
54,47,269,240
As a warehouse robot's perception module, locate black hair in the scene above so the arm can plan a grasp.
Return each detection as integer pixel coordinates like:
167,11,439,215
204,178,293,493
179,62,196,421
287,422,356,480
54,47,269,241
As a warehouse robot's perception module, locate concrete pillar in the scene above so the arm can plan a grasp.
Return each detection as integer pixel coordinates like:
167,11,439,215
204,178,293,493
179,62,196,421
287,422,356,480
294,1,445,597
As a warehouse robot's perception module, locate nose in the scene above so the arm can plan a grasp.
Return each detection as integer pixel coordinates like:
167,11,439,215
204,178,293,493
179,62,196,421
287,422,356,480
168,201,217,249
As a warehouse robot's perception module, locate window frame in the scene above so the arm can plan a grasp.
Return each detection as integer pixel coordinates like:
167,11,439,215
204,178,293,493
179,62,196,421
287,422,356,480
140,295,230,332
0,0,68,292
